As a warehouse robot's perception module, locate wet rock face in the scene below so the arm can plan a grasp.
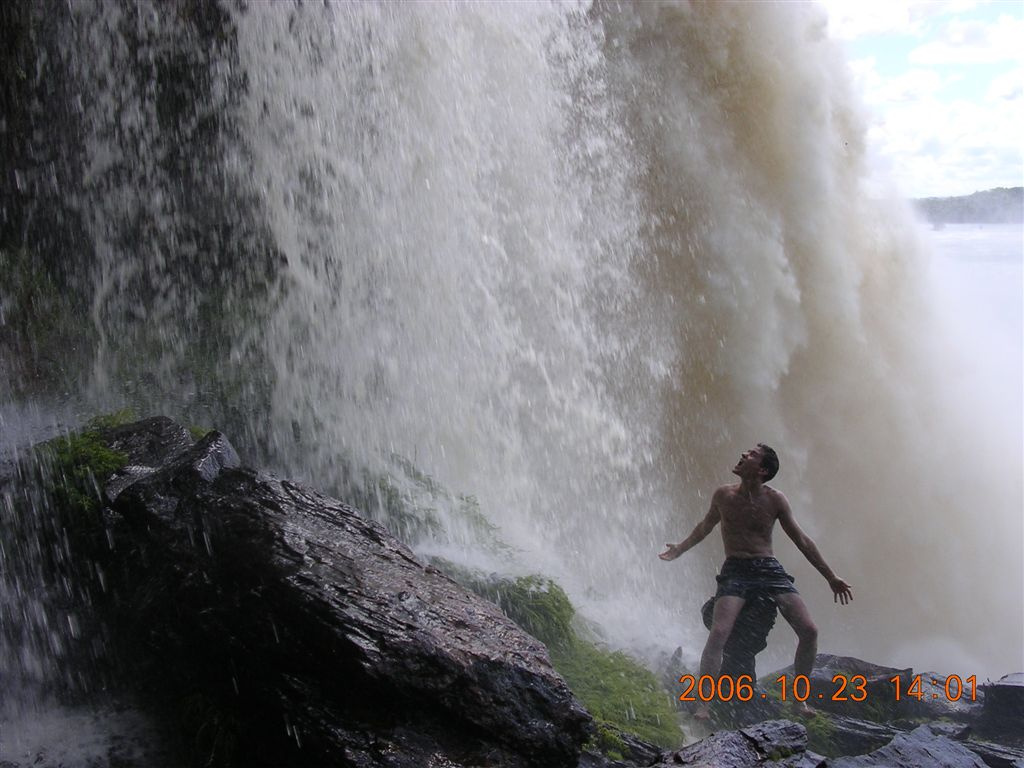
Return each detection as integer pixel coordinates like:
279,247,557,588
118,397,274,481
829,724,990,768
982,673,1024,738
96,418,591,767
655,720,825,767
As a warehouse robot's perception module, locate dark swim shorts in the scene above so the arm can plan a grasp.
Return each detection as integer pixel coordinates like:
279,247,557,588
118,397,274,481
715,557,798,600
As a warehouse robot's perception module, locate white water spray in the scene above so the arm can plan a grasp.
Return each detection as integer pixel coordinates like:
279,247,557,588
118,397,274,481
230,2,1021,677
3,1,1019,701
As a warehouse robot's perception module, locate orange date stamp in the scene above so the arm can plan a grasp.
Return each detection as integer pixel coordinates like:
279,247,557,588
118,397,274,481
678,673,978,703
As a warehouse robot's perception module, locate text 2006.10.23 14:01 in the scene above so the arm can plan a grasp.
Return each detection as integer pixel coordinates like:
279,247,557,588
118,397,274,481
677,673,978,703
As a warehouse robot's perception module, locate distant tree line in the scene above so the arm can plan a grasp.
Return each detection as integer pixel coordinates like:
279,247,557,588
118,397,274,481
914,187,1023,224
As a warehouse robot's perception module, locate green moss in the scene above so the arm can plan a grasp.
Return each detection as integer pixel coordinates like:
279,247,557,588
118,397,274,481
488,575,575,650
551,637,681,749
86,408,138,430
189,425,213,441
36,425,129,516
804,711,837,756
859,698,893,724
589,723,627,761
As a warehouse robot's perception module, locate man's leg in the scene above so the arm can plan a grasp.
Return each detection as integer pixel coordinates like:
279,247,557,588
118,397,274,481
774,592,819,714
773,593,818,676
695,595,745,719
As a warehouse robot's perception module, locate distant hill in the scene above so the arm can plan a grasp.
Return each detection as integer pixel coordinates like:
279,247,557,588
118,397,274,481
914,187,1023,224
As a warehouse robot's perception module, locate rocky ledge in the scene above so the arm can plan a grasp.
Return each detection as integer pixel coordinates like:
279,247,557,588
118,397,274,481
2,416,1021,768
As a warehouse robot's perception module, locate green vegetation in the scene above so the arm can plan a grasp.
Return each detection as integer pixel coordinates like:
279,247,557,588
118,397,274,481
803,711,837,756
858,697,895,724
479,575,576,651
591,722,628,761
34,412,134,516
86,408,138,431
189,425,214,441
552,636,681,749
439,563,682,752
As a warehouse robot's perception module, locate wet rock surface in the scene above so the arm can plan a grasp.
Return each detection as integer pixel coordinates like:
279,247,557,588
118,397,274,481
829,724,990,767
5,417,1023,768
655,720,824,767
981,674,1024,737
79,418,590,766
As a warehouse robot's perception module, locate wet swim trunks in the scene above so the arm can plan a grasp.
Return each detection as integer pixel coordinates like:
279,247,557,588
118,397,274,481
715,556,798,600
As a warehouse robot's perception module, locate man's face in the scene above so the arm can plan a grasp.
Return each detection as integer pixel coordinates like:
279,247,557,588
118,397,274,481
732,446,764,478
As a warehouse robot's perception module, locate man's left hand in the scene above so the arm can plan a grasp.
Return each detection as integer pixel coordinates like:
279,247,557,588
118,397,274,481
829,577,853,605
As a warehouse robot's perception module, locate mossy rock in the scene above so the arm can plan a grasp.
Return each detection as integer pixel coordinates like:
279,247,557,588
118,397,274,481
34,411,134,516
590,722,628,761
436,561,682,751
804,711,837,756
189,425,214,441
551,637,681,749
483,575,576,650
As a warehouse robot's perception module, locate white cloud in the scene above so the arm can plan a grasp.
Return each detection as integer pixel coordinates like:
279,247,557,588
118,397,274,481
881,68,946,102
851,59,954,108
869,91,1023,195
820,0,980,41
987,66,1024,101
909,14,1024,65
822,1,1023,196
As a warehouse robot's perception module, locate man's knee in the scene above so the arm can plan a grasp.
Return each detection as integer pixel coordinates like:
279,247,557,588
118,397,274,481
795,620,818,644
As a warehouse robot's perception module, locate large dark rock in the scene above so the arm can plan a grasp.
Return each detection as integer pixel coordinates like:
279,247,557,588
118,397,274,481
91,417,591,767
657,719,825,767
829,724,990,768
980,673,1024,743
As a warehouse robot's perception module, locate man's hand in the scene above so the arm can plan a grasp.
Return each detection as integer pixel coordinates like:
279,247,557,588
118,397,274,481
659,543,683,561
829,576,853,605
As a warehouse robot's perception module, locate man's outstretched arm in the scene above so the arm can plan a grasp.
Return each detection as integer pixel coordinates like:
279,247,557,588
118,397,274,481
659,493,722,561
776,493,854,604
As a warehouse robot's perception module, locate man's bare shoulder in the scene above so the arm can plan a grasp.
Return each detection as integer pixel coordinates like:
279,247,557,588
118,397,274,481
763,485,791,509
713,483,740,498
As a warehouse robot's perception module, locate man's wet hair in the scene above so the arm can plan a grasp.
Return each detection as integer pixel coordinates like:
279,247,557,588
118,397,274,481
758,443,779,481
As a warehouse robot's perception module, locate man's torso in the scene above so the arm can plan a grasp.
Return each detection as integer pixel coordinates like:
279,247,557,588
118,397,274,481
716,484,781,559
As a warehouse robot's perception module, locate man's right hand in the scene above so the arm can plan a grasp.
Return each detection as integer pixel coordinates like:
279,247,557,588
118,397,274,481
659,543,683,561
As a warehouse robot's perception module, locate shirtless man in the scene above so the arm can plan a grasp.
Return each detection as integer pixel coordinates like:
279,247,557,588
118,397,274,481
659,444,853,718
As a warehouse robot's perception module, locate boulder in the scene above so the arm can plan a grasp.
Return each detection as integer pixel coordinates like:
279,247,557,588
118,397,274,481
90,418,591,766
980,673,1024,742
657,719,825,767
829,724,989,768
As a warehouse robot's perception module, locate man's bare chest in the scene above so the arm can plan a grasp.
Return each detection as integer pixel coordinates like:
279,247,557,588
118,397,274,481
719,494,778,536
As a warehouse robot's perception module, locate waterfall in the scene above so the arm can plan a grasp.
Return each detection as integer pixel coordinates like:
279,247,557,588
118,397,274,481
2,1,1019,724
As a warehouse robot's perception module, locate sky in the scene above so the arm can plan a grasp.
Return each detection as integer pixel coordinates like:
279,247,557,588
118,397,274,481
818,0,1024,199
